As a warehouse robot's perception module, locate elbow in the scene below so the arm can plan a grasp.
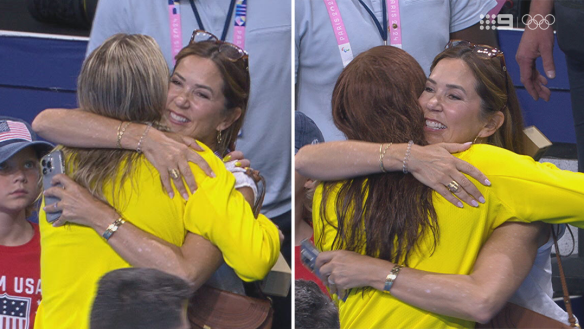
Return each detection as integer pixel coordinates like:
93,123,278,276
32,110,52,137
467,293,501,324
295,149,309,176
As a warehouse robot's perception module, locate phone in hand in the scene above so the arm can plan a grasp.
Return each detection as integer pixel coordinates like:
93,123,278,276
41,150,65,223
300,239,321,277
301,239,350,301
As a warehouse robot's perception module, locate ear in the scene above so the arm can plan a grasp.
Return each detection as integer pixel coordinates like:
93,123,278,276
477,111,504,139
217,107,242,131
304,178,317,190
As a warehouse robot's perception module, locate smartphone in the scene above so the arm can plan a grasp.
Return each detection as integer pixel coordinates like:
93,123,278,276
41,150,65,223
301,239,350,301
300,239,321,277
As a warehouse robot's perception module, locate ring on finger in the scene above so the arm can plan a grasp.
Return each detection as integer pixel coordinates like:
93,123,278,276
53,202,58,210
446,180,460,193
168,168,181,180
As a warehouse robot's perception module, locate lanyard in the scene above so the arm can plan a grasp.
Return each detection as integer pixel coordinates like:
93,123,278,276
168,1,184,64
167,0,247,64
324,0,402,67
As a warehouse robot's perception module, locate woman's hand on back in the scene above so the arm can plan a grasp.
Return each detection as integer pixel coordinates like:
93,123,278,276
142,129,215,199
408,143,490,208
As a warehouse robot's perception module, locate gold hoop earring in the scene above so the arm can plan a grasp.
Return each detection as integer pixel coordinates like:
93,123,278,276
217,130,223,146
473,134,481,144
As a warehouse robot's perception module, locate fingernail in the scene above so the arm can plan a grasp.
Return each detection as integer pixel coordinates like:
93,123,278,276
546,70,556,79
169,192,174,199
222,155,232,162
532,95,537,101
210,172,216,178
464,142,472,146
457,202,463,208
471,200,479,207
479,196,486,203
484,179,491,186
235,161,242,167
182,193,189,200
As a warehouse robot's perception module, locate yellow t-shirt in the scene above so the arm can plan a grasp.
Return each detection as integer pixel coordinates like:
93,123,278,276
313,144,584,329
36,144,280,329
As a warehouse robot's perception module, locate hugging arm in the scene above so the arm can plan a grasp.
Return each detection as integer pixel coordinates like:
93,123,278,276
45,174,222,288
33,108,213,198
316,222,542,323
295,141,491,207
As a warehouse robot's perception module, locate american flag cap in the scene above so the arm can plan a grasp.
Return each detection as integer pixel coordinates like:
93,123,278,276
0,116,54,164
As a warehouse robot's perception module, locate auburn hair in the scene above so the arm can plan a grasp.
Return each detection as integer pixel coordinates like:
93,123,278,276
319,46,438,265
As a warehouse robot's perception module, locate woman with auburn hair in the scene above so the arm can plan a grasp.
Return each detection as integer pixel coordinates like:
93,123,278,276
298,45,584,328
35,33,280,329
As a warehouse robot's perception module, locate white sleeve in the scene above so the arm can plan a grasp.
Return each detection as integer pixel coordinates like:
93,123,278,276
449,0,498,32
224,160,259,203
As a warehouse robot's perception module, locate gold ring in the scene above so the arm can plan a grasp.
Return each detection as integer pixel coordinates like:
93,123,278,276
447,181,460,193
168,168,181,180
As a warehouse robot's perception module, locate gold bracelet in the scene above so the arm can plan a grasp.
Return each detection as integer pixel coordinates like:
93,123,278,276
379,143,392,173
102,217,126,241
116,122,131,149
382,264,404,294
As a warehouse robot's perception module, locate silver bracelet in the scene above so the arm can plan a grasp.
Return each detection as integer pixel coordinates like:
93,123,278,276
136,123,152,154
402,140,413,174
382,264,404,294
102,217,126,241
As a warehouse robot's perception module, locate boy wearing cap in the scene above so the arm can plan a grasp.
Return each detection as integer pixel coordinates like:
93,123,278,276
0,116,53,328
294,112,328,294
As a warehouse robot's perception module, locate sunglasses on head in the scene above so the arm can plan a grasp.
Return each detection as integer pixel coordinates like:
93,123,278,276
445,39,509,98
189,30,249,68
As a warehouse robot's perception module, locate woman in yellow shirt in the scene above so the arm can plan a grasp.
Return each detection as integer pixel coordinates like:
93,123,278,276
299,44,584,328
34,34,280,329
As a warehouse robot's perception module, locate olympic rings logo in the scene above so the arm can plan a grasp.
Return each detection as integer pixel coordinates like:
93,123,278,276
522,14,555,30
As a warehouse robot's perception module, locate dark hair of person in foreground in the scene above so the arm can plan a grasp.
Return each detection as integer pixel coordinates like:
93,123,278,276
90,268,193,329
295,279,340,329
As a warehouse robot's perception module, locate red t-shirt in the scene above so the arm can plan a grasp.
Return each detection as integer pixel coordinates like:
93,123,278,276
294,236,328,295
0,222,41,329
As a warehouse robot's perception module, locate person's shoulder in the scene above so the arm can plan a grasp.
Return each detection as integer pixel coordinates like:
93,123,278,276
457,144,540,175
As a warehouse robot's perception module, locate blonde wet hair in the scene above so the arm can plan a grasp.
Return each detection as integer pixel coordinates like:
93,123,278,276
62,34,169,204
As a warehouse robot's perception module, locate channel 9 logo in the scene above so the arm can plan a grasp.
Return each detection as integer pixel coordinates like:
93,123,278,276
479,14,555,30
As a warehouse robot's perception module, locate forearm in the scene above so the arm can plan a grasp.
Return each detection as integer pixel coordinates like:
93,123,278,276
32,108,146,149
92,209,222,288
375,223,540,323
295,141,409,180
529,0,554,15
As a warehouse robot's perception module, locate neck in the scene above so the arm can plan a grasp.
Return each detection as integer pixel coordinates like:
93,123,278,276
0,211,34,246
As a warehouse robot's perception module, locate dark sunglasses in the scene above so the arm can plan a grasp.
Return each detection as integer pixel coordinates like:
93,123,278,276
189,29,249,68
445,39,509,98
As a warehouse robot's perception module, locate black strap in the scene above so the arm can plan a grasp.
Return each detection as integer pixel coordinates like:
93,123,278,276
357,0,387,43
189,0,237,41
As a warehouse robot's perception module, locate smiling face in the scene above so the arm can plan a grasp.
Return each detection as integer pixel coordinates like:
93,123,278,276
163,55,237,150
0,147,40,217
418,58,488,145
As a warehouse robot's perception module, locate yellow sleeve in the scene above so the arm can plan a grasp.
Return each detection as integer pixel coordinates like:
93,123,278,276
461,145,584,228
183,151,281,282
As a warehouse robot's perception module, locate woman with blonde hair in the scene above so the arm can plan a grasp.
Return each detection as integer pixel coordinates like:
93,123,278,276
35,33,280,329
